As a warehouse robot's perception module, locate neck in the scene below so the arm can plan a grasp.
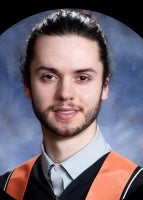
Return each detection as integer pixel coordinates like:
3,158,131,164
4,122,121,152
42,122,97,163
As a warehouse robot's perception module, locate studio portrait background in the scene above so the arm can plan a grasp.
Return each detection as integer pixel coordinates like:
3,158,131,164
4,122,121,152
0,9,143,174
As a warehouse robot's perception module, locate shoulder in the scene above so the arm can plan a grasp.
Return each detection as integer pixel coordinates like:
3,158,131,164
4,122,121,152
0,171,11,189
106,151,138,173
0,155,41,190
0,188,15,200
109,151,138,165
110,151,143,199
123,166,143,199
106,151,143,199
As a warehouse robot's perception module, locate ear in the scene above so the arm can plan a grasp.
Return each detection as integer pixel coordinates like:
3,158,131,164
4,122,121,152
24,85,31,98
101,76,110,100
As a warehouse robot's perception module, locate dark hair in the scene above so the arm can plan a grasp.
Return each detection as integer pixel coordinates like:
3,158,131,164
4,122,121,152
20,9,111,87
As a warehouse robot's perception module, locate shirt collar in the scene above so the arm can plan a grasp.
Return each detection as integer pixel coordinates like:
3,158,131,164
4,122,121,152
41,124,111,180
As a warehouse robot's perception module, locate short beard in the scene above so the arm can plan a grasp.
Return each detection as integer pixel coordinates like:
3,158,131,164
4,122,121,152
31,97,102,138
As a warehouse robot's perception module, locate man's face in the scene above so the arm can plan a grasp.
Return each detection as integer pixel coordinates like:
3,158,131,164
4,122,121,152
25,35,109,138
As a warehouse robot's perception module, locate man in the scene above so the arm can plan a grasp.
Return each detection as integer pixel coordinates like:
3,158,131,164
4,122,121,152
0,9,143,200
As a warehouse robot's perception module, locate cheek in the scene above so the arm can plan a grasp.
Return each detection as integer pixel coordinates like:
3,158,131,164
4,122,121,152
80,87,101,105
30,85,51,107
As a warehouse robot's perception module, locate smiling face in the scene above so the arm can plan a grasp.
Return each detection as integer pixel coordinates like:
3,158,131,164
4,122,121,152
25,35,109,138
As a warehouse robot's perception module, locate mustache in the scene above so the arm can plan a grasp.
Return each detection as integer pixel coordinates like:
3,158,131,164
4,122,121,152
49,103,84,112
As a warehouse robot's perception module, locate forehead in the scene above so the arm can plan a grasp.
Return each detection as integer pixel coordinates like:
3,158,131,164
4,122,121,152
32,35,103,72
34,34,100,55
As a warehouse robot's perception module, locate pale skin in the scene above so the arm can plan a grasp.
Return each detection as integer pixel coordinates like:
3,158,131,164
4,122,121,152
24,35,109,163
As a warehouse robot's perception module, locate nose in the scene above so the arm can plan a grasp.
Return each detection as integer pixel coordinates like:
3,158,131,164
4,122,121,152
56,78,75,101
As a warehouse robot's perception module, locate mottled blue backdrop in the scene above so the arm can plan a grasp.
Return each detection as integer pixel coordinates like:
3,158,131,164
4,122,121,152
0,10,143,174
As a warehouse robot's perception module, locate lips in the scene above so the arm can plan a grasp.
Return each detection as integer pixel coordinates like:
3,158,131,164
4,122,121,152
53,107,80,120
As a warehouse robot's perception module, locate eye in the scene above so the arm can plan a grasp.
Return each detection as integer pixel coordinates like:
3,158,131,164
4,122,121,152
44,74,54,79
41,73,57,82
77,75,89,81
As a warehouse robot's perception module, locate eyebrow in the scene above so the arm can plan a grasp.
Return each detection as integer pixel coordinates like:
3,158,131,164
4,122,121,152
74,68,97,74
36,66,97,75
36,66,60,75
